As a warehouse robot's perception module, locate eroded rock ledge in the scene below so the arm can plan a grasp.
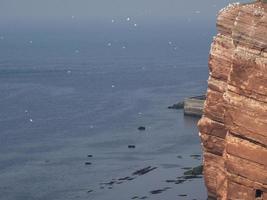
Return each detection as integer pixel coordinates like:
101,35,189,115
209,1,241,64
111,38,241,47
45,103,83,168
198,2,267,199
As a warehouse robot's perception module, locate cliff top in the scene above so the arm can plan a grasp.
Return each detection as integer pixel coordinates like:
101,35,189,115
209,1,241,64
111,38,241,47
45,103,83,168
217,1,267,52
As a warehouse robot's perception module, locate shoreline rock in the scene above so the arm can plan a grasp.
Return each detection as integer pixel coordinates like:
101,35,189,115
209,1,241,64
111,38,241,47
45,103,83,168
167,101,184,109
168,96,205,117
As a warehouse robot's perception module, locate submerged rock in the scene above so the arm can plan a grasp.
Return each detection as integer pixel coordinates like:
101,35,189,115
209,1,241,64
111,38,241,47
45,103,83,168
118,176,133,181
183,165,203,176
139,197,148,199
150,187,171,195
168,101,184,109
132,166,157,176
138,126,146,131
131,196,148,200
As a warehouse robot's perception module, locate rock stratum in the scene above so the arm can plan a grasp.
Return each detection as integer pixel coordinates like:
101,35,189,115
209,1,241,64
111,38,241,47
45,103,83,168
198,1,267,200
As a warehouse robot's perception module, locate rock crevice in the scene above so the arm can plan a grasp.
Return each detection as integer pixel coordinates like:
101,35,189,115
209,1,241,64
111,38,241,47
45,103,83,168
198,2,267,200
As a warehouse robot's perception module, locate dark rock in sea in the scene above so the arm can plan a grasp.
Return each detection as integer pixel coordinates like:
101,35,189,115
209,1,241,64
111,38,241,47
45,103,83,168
131,196,147,200
183,175,202,180
150,189,164,195
87,155,93,158
166,179,186,184
150,187,171,195
166,165,203,184
183,165,203,176
118,176,133,181
168,101,184,109
174,179,186,184
181,167,192,170
164,165,203,187
100,181,115,186
140,196,148,199
85,162,92,165
138,126,146,131
166,179,176,183
178,194,187,197
87,190,93,193
128,145,136,149
177,155,183,159
132,166,157,176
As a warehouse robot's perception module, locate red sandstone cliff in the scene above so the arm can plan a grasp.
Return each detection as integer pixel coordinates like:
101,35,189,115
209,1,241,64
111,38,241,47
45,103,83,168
198,2,267,200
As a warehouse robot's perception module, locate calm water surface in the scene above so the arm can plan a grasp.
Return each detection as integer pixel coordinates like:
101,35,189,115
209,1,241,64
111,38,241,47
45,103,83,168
0,1,243,198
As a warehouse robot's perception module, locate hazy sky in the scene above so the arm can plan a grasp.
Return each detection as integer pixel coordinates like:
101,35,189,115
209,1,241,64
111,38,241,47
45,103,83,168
0,0,250,22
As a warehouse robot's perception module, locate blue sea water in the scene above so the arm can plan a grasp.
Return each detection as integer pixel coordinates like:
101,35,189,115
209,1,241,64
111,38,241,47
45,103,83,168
0,6,230,199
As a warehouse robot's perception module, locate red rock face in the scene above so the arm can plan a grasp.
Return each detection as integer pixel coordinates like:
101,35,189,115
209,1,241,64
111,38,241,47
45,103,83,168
198,2,267,200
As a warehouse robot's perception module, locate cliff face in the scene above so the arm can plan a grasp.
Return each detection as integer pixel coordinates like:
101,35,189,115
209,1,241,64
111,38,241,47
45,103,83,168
198,2,267,200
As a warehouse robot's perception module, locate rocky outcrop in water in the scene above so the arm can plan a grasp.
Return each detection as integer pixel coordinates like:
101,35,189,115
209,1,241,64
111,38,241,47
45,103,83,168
198,1,267,199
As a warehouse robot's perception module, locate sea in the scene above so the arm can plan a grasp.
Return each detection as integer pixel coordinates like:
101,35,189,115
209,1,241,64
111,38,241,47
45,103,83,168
0,1,243,199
